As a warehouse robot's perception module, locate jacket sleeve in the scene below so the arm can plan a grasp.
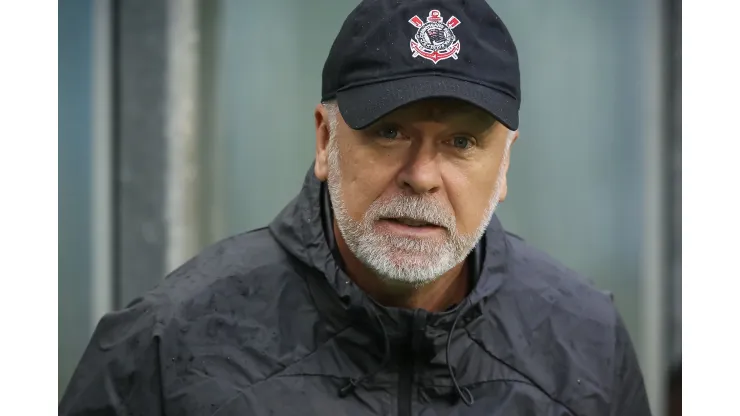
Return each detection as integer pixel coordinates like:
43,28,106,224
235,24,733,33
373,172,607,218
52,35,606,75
59,296,168,416
609,313,653,416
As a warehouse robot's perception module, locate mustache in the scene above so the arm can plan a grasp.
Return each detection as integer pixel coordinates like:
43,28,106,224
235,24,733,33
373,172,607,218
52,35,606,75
366,195,456,230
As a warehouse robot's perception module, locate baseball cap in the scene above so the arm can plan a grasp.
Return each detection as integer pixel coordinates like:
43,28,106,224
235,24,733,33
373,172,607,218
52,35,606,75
321,0,521,131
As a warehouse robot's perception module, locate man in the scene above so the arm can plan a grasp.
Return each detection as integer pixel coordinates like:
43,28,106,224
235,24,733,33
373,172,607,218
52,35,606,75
60,0,652,414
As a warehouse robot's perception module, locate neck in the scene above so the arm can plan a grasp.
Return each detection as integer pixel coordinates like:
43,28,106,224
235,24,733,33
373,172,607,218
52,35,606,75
333,221,470,312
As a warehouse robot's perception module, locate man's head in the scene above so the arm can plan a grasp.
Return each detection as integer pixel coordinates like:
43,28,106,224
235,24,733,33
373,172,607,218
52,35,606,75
314,0,521,287
314,99,517,286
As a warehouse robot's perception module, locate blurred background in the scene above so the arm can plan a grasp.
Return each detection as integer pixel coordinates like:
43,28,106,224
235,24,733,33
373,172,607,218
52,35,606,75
59,0,682,414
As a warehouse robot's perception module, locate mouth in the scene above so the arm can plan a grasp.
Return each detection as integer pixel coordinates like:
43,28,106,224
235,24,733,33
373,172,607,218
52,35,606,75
376,217,446,237
382,217,438,227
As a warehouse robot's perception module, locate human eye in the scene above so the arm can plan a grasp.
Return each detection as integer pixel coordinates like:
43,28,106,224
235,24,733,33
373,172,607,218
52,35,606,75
449,135,476,150
376,126,400,140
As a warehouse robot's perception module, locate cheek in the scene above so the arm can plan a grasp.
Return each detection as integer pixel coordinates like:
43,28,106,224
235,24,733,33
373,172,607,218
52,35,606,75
447,172,499,234
337,147,395,221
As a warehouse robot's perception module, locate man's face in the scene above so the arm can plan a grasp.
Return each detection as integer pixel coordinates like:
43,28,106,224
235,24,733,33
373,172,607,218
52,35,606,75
315,99,516,286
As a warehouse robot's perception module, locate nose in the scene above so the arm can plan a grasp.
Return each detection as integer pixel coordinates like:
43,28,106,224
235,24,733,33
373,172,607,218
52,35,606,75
396,140,442,195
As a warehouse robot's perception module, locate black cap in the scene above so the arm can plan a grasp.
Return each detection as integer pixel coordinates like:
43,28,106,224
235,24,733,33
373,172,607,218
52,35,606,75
321,0,521,131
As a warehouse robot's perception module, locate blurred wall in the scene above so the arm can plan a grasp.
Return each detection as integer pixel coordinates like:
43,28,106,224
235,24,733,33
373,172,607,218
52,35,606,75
58,0,93,399
201,0,358,241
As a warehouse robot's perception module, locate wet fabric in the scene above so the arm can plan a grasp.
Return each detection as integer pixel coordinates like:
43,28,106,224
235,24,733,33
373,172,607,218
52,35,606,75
60,166,652,415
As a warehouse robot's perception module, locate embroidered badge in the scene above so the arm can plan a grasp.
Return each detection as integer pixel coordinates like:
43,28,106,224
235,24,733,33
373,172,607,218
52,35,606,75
408,10,462,64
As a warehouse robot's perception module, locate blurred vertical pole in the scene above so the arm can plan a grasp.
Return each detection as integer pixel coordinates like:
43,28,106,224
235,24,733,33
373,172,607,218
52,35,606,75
196,0,223,245
91,0,113,328
641,0,669,413
166,0,201,272
113,0,168,307
112,0,203,307
666,0,682,369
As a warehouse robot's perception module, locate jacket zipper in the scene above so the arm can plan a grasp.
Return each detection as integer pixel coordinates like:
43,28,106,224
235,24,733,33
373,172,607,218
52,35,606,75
398,350,413,416
399,310,426,416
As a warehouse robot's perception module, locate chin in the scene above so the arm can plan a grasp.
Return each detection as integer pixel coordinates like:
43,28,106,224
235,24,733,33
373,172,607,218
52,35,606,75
364,250,455,285
375,266,443,287
349,233,460,281
385,248,436,265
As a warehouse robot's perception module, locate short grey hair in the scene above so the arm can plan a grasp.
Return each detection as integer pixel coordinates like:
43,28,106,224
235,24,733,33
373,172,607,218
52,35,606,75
322,100,339,139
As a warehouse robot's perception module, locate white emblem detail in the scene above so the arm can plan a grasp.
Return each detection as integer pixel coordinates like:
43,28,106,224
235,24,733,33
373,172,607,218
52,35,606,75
408,10,462,64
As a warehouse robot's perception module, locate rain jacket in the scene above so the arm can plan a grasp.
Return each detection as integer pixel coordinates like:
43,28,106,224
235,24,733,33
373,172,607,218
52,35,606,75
60,166,652,415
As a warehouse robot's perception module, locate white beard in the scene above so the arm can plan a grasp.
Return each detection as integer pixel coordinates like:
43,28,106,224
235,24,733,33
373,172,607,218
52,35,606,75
326,135,510,287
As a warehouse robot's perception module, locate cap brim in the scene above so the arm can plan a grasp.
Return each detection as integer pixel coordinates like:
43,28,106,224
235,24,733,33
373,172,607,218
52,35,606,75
335,75,519,131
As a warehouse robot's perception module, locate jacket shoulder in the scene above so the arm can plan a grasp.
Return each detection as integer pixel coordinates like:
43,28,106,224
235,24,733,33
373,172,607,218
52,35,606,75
482,233,638,414
60,228,316,414
157,227,301,306
503,233,617,326
124,227,310,342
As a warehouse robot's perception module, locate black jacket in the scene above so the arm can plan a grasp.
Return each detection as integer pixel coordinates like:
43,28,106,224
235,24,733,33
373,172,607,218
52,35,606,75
60,167,652,415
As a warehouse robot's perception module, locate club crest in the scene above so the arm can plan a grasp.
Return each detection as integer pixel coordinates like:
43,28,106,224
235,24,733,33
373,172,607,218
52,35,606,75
408,10,462,64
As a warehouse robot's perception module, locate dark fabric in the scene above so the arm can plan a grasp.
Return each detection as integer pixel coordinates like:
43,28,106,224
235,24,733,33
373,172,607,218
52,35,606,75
321,0,521,130
60,166,652,416
335,75,519,131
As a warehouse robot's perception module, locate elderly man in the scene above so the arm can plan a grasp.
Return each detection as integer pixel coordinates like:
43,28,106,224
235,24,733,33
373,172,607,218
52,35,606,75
60,0,652,415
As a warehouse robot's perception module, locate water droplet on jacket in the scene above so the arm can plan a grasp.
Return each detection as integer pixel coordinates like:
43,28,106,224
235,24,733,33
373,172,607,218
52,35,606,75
171,357,176,362
577,379,581,384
